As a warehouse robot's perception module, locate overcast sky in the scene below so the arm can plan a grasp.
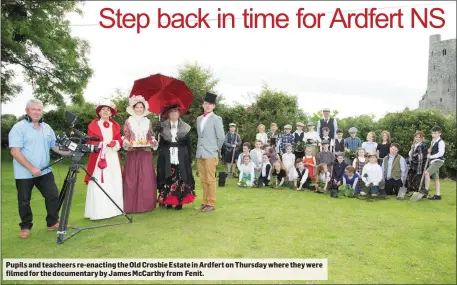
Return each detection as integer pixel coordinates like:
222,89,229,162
2,1,456,119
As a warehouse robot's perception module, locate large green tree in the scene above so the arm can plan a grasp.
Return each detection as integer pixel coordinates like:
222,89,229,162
1,0,92,106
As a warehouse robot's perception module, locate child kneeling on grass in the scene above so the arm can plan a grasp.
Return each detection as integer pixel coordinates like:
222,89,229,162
238,155,255,187
271,161,287,189
361,153,383,196
343,166,359,194
314,163,330,193
292,159,309,191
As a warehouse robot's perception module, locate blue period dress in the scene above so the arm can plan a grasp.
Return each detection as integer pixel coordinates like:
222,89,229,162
343,173,359,193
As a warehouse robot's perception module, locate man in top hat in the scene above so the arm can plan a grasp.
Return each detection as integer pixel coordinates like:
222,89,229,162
195,92,225,212
317,108,338,140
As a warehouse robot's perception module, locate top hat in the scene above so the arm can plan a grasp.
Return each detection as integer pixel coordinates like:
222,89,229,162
126,95,150,117
203,92,217,104
96,103,117,118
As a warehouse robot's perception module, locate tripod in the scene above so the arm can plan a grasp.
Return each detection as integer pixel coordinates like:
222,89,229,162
42,152,132,244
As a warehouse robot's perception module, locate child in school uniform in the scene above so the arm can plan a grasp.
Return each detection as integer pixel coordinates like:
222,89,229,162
314,163,330,193
361,153,383,196
376,130,391,166
250,140,264,182
317,140,335,171
256,124,268,146
332,152,348,189
303,122,321,157
237,142,252,172
238,155,255,187
352,147,367,190
424,126,446,200
293,122,306,160
362,131,378,155
258,153,272,187
279,124,294,155
334,129,345,155
267,123,281,153
292,159,309,191
282,144,296,184
271,161,287,189
320,127,335,153
343,166,360,194
303,146,316,188
344,127,362,164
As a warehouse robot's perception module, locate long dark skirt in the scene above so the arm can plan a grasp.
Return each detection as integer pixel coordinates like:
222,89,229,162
123,150,157,213
406,169,423,192
157,164,196,206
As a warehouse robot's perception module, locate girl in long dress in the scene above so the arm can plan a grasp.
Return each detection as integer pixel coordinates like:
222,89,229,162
84,104,124,220
406,131,428,193
154,103,196,210
122,96,159,213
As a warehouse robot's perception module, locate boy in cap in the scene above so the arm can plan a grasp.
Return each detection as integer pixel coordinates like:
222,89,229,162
293,122,306,160
303,122,321,157
279,124,294,155
344,127,361,164
195,92,225,212
223,123,242,178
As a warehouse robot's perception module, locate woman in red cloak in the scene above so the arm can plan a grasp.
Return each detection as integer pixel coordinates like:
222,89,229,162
84,103,124,220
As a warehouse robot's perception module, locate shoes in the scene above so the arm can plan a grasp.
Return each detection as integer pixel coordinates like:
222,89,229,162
47,222,59,231
195,204,206,211
166,205,173,209
428,195,441,200
175,205,183,210
200,206,215,212
19,229,30,239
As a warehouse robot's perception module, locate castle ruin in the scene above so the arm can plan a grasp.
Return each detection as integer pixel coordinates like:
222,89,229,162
418,34,456,115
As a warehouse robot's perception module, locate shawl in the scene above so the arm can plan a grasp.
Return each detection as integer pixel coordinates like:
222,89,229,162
161,119,191,142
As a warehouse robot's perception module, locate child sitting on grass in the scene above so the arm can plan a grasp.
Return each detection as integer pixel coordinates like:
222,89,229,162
271,161,287,189
238,155,255,187
292,159,309,191
258,153,272,187
361,153,383,196
314,163,330,193
237,142,252,173
343,166,359,194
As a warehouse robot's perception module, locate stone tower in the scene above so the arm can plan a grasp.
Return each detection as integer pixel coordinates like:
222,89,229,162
418,34,456,115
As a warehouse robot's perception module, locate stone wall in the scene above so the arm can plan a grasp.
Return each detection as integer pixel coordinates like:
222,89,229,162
418,34,456,115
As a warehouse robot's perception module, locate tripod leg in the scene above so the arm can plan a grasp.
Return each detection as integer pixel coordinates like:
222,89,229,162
79,166,132,223
57,170,77,244
57,169,72,212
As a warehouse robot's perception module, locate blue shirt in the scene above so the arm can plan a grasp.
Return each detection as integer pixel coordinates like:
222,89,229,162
8,120,57,179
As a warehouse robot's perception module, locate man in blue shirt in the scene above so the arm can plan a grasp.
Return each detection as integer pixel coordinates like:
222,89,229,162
9,99,70,239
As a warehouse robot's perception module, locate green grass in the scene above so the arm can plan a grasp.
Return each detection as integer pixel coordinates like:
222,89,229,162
1,162,456,284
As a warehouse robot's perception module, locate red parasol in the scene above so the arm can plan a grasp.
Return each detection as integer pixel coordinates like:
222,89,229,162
129,73,194,116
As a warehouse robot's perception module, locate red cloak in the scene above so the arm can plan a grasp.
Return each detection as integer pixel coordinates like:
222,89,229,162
84,119,123,184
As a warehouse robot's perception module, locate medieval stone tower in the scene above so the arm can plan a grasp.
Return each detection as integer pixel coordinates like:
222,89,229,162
418,34,456,115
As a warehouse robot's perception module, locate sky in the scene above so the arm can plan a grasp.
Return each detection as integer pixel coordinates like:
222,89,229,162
2,1,456,119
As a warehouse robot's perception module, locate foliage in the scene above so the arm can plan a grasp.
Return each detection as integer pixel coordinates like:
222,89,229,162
338,184,356,198
1,0,92,106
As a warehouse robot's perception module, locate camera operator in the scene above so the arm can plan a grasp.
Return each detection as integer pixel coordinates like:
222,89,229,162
8,99,71,239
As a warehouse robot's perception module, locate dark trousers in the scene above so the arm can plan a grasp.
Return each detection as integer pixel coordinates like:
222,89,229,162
257,176,270,187
15,172,59,230
385,178,402,195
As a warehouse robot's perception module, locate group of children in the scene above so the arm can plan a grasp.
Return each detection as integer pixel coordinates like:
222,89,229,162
227,122,446,200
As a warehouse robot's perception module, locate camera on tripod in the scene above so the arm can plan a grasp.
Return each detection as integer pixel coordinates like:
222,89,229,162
55,111,100,154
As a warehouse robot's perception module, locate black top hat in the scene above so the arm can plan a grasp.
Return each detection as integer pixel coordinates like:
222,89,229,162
203,92,217,104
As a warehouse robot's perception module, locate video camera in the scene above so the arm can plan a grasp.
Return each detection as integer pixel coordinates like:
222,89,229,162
56,111,100,154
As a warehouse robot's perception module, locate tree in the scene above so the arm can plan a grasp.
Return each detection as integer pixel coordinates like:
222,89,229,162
1,1,93,106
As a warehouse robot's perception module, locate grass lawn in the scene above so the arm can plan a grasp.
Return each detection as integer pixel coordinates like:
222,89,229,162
1,162,456,284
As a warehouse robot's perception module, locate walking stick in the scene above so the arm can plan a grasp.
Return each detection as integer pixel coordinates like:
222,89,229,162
229,128,239,178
